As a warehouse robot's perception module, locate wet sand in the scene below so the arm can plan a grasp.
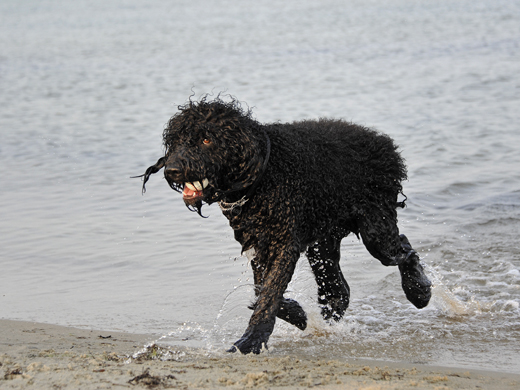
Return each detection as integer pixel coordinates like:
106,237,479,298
1,319,518,389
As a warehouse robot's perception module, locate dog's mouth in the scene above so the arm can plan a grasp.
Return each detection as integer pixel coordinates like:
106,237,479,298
182,178,209,202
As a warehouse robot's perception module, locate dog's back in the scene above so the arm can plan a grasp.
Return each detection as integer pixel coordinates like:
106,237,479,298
263,118,406,206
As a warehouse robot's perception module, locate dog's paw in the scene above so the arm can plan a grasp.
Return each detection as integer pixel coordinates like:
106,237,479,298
320,300,348,322
399,251,432,308
317,289,350,322
277,298,307,330
228,336,267,355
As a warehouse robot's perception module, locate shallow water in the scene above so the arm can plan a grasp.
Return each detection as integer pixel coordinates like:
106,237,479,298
1,0,519,374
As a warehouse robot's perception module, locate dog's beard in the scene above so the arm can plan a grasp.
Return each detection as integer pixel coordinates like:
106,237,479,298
185,198,205,217
167,180,209,218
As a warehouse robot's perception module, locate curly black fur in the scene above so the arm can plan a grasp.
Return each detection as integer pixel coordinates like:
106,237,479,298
137,96,432,354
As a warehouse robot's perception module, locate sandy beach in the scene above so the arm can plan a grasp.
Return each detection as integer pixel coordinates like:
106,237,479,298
0,319,518,389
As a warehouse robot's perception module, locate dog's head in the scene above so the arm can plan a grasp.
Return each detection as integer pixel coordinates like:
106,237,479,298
136,97,267,216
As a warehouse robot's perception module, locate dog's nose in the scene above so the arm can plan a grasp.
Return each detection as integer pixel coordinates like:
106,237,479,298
165,166,181,174
164,164,183,181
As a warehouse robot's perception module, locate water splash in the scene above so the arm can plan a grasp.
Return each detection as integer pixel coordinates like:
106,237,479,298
208,284,257,351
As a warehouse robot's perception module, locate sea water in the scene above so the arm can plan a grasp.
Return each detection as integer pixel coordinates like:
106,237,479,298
1,0,519,373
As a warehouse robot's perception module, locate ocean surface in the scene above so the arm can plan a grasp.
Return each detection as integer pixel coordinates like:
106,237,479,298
1,0,519,374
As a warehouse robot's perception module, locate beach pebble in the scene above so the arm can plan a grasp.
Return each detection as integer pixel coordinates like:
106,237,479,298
26,362,43,371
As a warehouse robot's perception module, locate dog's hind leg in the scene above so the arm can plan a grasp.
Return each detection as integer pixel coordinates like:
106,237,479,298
306,235,350,322
397,234,432,308
359,209,432,308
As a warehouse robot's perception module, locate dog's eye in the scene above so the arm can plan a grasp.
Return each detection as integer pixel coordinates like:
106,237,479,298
202,139,211,145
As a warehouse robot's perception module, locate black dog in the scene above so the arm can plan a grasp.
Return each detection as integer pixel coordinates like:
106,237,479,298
136,96,431,354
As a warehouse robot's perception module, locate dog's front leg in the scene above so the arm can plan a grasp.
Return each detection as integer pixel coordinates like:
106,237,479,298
248,253,307,330
228,247,298,354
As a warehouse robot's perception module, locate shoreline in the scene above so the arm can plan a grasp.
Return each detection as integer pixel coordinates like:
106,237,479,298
1,319,519,389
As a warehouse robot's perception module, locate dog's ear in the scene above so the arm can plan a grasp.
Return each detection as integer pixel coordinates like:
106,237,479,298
227,158,263,193
224,130,270,197
132,157,166,194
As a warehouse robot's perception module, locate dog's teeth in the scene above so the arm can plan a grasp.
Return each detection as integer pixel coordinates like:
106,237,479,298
186,180,208,192
185,182,197,191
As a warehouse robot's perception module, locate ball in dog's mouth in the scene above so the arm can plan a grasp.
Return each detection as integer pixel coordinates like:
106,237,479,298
182,178,209,202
